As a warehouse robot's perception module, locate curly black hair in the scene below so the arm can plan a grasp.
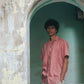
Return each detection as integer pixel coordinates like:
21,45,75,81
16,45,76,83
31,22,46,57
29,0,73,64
44,19,59,33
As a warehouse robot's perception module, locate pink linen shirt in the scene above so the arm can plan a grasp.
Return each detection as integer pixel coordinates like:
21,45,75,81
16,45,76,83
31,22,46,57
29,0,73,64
40,35,69,84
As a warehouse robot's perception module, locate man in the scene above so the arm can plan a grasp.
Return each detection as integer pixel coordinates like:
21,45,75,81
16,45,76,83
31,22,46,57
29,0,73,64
40,19,69,84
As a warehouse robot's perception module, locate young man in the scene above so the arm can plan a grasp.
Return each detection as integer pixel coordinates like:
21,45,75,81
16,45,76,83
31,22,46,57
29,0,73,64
40,19,69,84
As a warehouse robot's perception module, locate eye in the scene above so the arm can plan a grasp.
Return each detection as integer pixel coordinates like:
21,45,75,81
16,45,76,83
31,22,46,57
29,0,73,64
47,27,50,29
52,27,55,29
51,26,55,29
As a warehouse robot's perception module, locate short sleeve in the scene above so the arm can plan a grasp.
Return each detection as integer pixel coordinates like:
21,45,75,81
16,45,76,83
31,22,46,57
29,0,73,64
63,40,69,58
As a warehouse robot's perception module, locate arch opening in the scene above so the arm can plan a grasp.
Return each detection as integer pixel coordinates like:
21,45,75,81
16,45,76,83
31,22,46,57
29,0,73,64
27,1,84,84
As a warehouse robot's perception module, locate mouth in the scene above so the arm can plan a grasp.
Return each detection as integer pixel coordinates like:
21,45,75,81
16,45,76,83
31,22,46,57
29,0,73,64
49,32,53,34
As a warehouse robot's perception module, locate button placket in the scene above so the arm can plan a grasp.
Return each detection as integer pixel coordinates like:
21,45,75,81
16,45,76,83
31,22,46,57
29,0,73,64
47,41,55,76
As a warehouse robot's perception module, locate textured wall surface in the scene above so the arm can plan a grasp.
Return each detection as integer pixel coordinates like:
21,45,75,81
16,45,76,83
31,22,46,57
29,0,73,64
0,0,84,84
0,0,30,84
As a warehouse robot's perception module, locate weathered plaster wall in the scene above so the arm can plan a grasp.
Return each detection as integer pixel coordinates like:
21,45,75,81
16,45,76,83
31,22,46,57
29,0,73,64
0,0,30,84
0,0,84,84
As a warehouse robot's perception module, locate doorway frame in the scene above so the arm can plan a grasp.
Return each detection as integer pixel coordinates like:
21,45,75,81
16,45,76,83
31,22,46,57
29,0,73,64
26,0,84,84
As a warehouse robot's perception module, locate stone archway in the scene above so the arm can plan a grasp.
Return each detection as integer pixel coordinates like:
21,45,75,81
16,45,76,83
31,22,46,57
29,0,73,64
27,0,84,21
27,0,84,84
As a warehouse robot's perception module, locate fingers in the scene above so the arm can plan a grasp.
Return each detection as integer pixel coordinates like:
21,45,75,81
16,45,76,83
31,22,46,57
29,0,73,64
60,78,64,84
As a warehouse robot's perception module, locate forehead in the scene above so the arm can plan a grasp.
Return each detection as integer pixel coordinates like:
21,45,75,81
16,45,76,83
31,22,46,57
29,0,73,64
47,25,55,28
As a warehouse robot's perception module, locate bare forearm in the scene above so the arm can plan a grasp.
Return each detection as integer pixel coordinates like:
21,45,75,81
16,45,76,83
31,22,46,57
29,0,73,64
60,56,69,82
61,59,68,76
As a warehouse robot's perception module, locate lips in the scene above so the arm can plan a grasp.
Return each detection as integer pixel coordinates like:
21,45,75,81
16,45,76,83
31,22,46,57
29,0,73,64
49,32,52,33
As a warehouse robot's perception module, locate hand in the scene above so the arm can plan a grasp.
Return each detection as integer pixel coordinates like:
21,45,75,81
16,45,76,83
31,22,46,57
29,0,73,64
42,74,47,80
60,74,64,84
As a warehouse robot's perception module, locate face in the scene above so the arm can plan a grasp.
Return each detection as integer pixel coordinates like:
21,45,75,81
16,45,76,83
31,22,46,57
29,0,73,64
46,25,57,36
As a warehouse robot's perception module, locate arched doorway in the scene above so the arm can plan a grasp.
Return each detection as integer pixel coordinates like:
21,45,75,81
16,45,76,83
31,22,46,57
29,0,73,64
26,0,84,84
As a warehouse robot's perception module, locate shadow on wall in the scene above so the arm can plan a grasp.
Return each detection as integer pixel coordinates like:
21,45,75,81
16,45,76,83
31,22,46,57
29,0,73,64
30,2,84,84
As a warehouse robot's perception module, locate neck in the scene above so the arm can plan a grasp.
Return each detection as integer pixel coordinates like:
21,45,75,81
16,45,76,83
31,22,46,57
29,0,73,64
50,34,56,41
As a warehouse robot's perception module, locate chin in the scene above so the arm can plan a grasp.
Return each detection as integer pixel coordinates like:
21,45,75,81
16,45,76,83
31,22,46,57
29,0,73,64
49,34,53,36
